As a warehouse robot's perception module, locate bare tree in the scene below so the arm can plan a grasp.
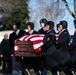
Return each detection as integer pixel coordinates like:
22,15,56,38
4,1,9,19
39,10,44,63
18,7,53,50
28,0,65,30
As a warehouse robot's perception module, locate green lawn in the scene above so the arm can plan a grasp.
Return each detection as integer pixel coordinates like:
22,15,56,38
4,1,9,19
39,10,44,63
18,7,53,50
0,61,52,75
30,69,52,75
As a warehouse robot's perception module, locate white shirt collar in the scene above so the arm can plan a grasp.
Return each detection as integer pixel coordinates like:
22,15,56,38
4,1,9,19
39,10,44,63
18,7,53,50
29,30,34,34
16,29,20,35
59,29,66,35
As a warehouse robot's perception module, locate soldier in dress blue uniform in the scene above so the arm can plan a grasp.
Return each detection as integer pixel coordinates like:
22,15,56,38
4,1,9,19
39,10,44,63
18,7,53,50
38,18,47,75
41,21,60,75
70,19,76,73
56,20,73,75
26,22,42,75
9,20,26,50
70,30,76,72
9,20,27,75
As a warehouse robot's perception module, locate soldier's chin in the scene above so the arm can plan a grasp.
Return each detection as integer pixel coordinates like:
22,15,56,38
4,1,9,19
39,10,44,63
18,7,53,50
13,29,17,31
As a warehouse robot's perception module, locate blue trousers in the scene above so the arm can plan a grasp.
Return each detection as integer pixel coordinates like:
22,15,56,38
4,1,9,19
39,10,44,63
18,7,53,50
41,68,47,75
13,70,19,75
51,71,58,75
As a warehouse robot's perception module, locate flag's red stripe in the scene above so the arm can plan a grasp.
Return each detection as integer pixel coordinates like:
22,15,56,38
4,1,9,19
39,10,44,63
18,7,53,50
22,35,30,41
14,42,17,46
28,36,44,40
34,48,40,53
32,40,43,45
24,34,44,40
14,50,18,54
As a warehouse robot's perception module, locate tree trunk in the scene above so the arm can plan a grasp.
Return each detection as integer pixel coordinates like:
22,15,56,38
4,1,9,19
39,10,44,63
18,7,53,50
74,0,76,18
74,0,76,28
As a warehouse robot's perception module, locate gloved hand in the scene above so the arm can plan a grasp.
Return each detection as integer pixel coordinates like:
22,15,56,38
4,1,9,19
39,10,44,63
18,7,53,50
41,46,44,53
0,54,3,58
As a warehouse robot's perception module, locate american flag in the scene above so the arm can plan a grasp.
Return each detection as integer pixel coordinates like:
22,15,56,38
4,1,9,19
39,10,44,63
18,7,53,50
14,34,45,54
14,34,59,54
55,34,59,44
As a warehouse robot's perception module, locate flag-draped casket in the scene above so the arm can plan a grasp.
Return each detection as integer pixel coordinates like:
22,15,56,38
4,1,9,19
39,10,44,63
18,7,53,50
14,34,45,68
14,34,45,57
14,34,59,57
14,34,59,68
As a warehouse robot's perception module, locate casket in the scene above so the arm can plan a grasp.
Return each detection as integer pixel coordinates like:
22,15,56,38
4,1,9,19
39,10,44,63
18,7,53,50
15,40,41,57
14,34,43,68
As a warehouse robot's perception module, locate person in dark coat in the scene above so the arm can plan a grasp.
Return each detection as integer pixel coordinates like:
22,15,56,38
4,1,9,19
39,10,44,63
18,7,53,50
56,20,72,75
26,22,38,35
38,18,47,34
70,20,76,72
9,20,26,50
9,20,27,75
1,34,12,74
38,18,47,75
41,21,60,75
26,22,42,75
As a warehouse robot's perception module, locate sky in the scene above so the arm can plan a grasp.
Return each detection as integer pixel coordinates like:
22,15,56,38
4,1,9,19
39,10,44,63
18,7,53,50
28,0,75,34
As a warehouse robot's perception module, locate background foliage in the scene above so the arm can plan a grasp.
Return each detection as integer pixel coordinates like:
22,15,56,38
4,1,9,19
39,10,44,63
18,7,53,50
0,0,29,30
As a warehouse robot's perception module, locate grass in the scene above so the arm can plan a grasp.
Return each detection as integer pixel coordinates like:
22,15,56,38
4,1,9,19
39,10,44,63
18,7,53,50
30,69,52,75
0,61,53,75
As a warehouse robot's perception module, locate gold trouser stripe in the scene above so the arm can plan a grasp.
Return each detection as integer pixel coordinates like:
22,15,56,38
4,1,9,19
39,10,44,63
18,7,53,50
39,70,41,74
25,69,31,75
57,71,60,75
72,71,75,75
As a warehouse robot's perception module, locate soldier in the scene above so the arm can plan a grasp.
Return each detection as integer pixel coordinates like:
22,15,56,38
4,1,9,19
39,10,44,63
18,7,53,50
41,21,60,75
26,22,38,35
38,18,47,34
70,19,76,73
9,20,26,50
9,20,27,75
26,22,41,75
56,20,72,75
38,18,47,75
